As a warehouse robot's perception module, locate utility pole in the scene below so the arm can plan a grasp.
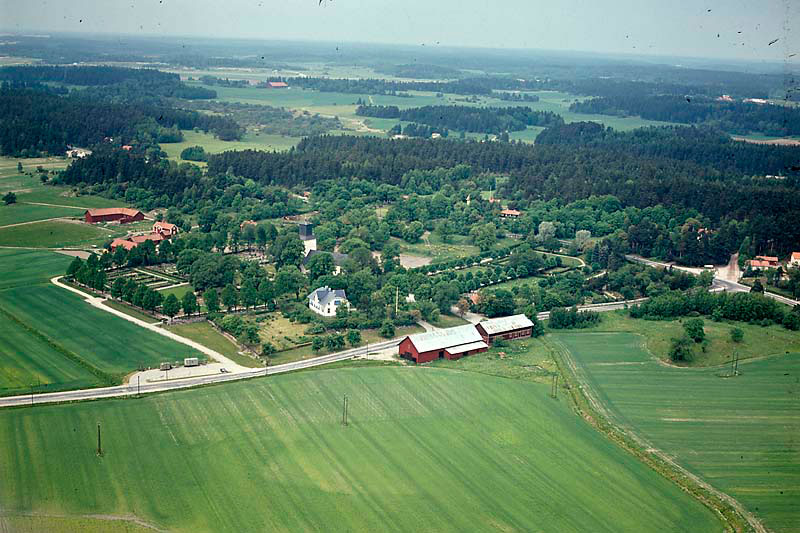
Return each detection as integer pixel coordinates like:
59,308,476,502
342,394,348,427
733,350,739,376
97,423,102,456
550,374,559,399
395,287,399,316
137,375,140,397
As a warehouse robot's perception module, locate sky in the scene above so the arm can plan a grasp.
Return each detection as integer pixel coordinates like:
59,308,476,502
1,0,797,63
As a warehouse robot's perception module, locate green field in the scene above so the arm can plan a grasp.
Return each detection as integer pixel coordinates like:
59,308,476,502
553,331,800,533
0,203,84,227
0,156,127,226
595,312,800,367
0,249,206,394
0,366,721,532
161,129,300,163
0,219,116,247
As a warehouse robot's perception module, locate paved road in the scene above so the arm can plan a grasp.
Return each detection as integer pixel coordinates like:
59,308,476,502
0,339,402,408
625,255,799,307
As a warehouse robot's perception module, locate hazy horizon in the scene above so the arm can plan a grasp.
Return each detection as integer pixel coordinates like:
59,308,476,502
1,0,797,64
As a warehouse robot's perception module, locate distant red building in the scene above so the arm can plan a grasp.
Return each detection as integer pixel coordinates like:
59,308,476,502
399,324,488,363
268,81,288,88
84,208,144,224
110,238,138,251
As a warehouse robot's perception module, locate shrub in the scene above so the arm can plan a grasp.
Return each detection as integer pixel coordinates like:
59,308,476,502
730,327,744,343
683,318,705,343
669,335,694,362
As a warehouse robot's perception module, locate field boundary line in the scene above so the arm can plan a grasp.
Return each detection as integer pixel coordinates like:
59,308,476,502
545,336,764,533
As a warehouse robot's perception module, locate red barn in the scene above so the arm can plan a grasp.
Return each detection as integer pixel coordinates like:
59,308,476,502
268,81,288,88
399,324,487,363
84,208,144,224
475,314,534,345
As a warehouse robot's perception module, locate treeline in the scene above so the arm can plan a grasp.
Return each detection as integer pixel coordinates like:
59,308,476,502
629,289,799,330
0,85,241,156
569,95,800,136
0,65,177,86
285,76,501,96
58,146,300,218
357,104,563,134
0,65,216,100
536,123,800,179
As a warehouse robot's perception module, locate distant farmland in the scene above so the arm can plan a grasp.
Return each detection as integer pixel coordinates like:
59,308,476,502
554,331,800,533
0,367,722,532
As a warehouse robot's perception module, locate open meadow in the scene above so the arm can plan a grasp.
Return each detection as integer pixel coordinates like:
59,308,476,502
552,330,800,533
0,366,722,533
0,249,206,395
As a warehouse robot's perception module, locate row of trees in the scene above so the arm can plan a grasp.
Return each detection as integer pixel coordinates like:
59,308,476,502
357,105,563,134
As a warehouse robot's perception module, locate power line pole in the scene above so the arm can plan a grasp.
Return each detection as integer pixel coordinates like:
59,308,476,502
395,287,399,316
342,394,348,427
733,350,739,376
550,374,559,399
96,423,102,456
137,375,140,397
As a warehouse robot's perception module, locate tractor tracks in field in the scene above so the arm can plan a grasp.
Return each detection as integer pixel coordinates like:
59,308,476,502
546,337,766,533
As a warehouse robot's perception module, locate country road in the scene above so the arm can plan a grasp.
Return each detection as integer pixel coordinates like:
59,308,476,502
0,338,401,408
625,255,799,307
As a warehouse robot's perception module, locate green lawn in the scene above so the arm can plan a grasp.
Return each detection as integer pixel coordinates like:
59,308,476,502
0,366,721,532
156,283,195,300
595,312,800,367
552,330,800,533
166,321,263,368
0,219,116,247
428,312,470,328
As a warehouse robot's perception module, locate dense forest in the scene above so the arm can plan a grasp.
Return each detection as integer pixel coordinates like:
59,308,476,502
569,95,800,136
536,123,800,177
0,65,216,100
0,84,241,156
356,104,563,134
205,135,799,254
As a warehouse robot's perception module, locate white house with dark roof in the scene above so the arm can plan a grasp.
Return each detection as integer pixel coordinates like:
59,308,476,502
308,286,350,317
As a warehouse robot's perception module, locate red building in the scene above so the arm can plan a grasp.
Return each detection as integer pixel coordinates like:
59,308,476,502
267,81,288,88
475,314,534,345
130,233,165,244
110,238,138,251
399,324,488,363
84,208,144,224
152,221,179,237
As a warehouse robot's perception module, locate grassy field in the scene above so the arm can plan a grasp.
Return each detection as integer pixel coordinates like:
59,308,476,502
0,219,116,247
0,156,127,228
0,284,206,381
595,312,800,367
0,248,206,394
428,312,471,328
0,366,722,532
161,130,300,163
166,321,263,368
553,331,800,533
0,248,72,290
